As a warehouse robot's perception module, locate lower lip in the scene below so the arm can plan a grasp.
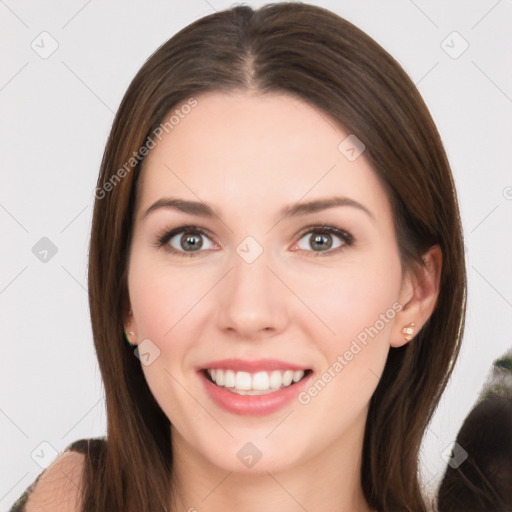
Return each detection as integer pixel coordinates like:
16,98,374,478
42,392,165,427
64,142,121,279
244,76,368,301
198,370,312,416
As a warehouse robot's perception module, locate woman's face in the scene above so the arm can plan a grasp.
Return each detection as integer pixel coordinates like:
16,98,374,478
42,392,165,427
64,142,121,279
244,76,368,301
126,90,409,474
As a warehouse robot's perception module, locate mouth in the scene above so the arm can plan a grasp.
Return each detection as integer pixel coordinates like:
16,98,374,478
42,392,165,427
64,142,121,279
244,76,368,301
200,368,313,396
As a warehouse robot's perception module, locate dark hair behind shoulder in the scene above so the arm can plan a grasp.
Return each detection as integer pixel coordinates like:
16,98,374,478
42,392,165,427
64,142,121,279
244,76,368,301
437,350,512,511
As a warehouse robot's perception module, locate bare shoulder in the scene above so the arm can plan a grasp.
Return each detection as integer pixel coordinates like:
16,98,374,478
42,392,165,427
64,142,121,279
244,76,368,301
24,449,85,512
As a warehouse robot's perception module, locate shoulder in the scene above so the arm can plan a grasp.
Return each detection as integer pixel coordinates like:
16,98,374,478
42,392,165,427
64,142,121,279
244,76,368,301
25,449,85,512
9,437,106,512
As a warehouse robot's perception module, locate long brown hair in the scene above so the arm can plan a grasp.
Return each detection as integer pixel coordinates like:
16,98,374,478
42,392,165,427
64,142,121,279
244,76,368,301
85,3,467,511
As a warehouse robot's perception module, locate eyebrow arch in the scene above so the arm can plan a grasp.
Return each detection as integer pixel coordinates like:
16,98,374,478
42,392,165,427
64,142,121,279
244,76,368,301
142,196,375,223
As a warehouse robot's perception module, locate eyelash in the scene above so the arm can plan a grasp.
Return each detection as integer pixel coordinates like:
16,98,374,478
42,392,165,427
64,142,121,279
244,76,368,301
152,224,355,258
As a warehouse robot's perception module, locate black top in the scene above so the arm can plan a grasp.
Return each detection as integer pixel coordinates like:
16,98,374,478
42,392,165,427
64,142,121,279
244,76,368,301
9,437,106,512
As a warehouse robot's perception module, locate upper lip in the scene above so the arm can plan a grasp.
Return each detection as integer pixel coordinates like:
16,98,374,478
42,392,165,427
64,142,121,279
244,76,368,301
199,358,311,373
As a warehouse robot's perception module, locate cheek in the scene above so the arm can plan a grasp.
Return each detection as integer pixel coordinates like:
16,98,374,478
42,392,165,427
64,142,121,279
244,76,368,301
293,256,401,347
128,257,214,411
293,252,401,416
295,267,397,433
129,256,210,342
128,259,203,422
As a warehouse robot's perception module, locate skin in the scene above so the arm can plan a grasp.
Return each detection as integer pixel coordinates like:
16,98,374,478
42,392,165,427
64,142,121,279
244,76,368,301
124,90,442,512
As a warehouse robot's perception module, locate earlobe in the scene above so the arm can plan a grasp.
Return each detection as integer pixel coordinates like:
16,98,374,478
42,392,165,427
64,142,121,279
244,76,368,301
392,321,417,348
124,307,138,346
391,245,442,348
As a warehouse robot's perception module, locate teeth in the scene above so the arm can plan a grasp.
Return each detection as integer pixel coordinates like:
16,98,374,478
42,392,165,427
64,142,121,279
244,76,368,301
206,368,306,394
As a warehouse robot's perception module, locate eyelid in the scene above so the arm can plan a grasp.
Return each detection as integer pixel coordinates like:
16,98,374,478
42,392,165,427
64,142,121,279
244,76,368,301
294,223,354,244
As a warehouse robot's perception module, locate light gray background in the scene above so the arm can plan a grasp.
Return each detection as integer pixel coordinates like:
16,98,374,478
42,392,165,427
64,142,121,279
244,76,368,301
1,0,511,509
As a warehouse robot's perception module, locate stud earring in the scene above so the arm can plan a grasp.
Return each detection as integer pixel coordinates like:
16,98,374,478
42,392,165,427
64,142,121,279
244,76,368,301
401,322,415,342
124,330,136,346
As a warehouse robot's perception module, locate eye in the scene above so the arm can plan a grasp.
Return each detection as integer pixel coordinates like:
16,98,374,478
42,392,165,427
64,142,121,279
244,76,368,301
293,225,354,256
153,225,215,257
153,224,354,258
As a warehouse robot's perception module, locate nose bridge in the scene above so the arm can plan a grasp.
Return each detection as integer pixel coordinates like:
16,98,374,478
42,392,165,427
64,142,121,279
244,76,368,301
230,238,277,307
232,244,272,296
217,237,287,335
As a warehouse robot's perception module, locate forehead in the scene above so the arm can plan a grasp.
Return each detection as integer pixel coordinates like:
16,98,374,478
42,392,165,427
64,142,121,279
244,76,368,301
136,90,392,223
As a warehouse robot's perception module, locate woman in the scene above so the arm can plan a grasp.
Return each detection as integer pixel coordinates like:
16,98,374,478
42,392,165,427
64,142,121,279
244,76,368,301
11,2,466,511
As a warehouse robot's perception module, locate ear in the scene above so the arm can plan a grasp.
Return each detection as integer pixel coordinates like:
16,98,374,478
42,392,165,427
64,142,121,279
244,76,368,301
391,244,442,348
123,303,138,346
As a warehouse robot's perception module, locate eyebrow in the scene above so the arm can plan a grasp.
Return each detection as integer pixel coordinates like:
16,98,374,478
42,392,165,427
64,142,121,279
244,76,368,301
142,196,375,223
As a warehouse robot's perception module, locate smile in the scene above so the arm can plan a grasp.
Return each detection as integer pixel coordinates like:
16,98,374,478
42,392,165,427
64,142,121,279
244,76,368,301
204,368,312,395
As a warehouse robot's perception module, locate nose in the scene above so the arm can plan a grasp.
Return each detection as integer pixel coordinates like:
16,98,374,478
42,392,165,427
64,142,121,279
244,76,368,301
216,250,289,339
